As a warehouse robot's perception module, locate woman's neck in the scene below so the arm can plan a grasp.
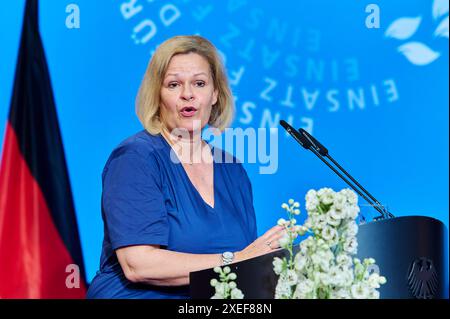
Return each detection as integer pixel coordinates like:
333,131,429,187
161,127,206,165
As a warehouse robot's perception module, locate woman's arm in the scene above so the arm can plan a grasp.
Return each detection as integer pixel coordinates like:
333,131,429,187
117,245,221,286
116,225,286,286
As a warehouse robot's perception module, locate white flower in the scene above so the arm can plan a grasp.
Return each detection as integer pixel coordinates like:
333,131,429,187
319,272,333,286
228,281,237,289
311,251,332,272
305,189,317,202
299,241,309,255
228,273,237,280
340,189,358,205
344,205,360,219
230,288,244,299
275,278,293,299
321,226,339,245
339,268,355,287
294,225,308,236
333,193,347,210
303,218,313,229
281,203,289,210
322,195,334,205
294,253,308,272
214,282,228,297
343,237,358,255
365,258,376,265
368,273,383,289
317,187,331,197
210,279,218,287
211,293,224,299
272,192,385,300
310,214,327,231
351,282,370,299
306,198,319,212
277,218,288,226
285,269,298,286
331,288,351,299
293,278,314,299
318,188,335,205
336,254,352,267
310,252,322,266
328,266,344,286
273,257,285,275
367,289,380,299
279,234,290,248
329,208,347,221
342,221,358,237
326,214,341,227
315,238,329,250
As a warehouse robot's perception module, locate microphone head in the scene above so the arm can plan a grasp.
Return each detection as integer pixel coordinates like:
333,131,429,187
298,128,329,156
279,120,290,131
279,120,312,149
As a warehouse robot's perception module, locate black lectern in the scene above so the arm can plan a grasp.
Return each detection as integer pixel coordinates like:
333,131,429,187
189,216,448,299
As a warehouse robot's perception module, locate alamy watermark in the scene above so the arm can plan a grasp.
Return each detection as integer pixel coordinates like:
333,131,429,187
65,4,80,29
65,264,81,289
365,4,381,29
166,121,279,174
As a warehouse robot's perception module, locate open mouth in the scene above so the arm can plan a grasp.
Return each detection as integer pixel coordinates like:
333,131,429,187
180,106,197,117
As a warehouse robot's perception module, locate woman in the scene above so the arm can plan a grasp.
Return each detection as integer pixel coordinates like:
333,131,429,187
87,35,285,299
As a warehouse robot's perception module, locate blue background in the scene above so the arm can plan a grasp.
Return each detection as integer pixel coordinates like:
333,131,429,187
0,0,448,283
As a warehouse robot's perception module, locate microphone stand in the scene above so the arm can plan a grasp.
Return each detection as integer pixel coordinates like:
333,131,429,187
279,120,393,221
299,129,394,220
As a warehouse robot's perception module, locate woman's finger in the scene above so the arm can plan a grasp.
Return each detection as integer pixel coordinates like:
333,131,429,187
266,229,292,249
261,225,285,240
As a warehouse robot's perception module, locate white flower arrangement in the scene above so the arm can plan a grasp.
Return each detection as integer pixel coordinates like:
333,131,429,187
210,266,244,299
273,188,387,299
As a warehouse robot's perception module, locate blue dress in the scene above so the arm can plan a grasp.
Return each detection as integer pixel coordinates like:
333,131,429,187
86,130,257,299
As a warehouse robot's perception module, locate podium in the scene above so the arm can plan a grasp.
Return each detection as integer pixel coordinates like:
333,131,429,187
189,216,448,299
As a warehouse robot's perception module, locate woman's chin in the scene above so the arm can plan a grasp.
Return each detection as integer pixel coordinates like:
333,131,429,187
175,120,205,133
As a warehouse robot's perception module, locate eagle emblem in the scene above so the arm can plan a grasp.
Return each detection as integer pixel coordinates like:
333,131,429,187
407,257,438,299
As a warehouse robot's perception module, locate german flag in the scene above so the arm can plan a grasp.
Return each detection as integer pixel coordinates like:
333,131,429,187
0,0,87,298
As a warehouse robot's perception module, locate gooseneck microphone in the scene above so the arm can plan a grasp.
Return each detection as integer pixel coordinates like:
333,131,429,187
279,120,312,149
280,120,394,220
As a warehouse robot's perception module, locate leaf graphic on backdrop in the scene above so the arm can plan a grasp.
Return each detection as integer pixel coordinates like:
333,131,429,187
434,16,449,38
398,42,441,66
433,0,449,20
385,17,422,40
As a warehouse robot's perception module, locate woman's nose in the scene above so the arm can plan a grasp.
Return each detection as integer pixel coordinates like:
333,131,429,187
181,85,194,101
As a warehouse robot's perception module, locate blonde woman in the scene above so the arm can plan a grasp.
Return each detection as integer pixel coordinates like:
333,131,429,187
87,36,285,299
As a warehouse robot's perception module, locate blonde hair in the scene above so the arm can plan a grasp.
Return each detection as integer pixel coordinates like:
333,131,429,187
136,35,234,135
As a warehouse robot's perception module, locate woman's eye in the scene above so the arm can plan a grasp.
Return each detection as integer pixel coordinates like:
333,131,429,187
168,82,179,88
195,81,206,87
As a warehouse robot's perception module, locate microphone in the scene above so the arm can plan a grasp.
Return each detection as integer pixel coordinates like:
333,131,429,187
279,120,312,150
299,128,328,156
298,128,394,219
279,120,394,220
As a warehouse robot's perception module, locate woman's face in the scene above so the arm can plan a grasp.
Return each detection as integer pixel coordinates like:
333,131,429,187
160,52,218,134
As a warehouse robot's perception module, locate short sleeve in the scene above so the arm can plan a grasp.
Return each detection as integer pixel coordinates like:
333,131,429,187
101,150,168,250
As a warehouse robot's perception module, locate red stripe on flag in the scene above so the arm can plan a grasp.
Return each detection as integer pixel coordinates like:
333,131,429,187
0,123,86,298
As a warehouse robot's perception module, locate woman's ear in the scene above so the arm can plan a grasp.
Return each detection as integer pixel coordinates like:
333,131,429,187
212,89,218,106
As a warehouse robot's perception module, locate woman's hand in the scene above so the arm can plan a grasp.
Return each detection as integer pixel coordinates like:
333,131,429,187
235,225,286,262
